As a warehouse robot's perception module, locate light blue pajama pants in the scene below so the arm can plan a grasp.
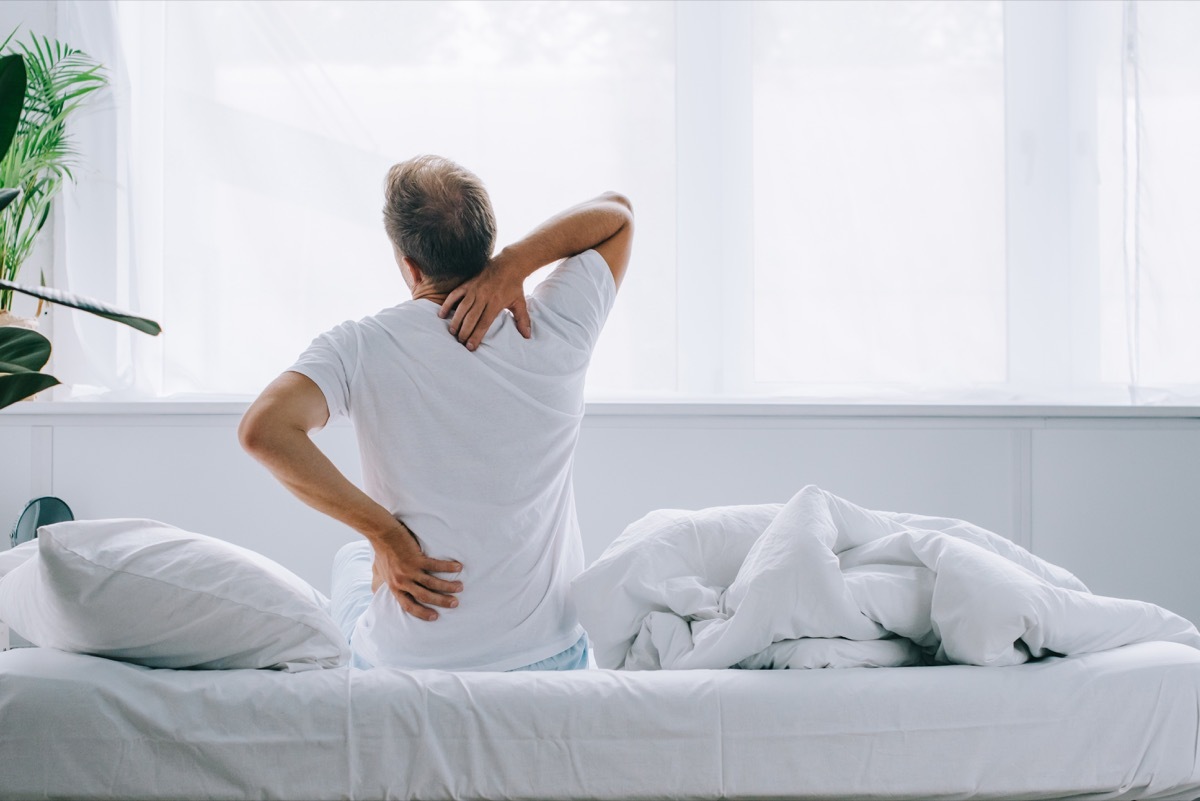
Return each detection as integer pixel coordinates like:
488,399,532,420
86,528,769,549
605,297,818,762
330,541,589,671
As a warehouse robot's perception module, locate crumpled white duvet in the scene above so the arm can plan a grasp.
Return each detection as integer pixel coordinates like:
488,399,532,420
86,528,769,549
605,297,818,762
572,486,1200,670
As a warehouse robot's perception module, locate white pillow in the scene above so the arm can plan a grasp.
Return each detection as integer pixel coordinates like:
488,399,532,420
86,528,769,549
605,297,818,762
0,539,38,579
0,519,348,671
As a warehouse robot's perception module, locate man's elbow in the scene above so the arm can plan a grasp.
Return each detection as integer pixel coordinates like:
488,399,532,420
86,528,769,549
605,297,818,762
602,191,633,214
237,407,274,458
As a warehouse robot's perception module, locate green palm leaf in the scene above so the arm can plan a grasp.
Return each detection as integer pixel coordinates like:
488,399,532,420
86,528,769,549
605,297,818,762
0,279,161,335
0,52,25,161
0,32,107,308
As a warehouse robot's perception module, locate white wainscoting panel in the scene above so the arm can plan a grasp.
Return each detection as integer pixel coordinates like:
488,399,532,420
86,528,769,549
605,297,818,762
0,426,34,535
2,405,1198,631
50,422,363,593
574,418,1020,564
1032,427,1200,627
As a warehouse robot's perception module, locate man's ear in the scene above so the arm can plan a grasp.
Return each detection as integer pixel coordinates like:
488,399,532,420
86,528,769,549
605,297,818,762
402,255,425,285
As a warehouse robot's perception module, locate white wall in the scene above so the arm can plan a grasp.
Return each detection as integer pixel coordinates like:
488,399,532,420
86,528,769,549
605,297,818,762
2,404,1198,628
0,0,52,34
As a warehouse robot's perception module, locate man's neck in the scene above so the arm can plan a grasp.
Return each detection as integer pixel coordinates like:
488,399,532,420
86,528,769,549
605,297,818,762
410,283,453,306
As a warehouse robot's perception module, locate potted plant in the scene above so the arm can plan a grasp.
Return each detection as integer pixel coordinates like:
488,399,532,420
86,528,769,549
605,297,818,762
0,30,106,327
0,44,160,410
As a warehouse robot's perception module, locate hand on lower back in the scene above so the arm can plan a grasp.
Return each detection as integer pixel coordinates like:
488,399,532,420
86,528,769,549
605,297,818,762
370,523,463,622
438,252,532,351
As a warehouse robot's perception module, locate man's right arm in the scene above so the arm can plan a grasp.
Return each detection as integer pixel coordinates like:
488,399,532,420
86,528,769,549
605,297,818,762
440,192,634,350
239,372,463,621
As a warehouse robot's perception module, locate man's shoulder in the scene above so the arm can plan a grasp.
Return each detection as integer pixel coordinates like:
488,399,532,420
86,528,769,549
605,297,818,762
335,300,471,365
309,301,424,356
528,250,616,346
348,300,431,335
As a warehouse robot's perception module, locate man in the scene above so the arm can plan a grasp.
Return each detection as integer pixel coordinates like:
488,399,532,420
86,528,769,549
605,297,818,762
239,155,633,671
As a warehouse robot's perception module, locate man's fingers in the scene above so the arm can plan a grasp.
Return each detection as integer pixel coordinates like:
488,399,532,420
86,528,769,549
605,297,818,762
408,584,459,610
448,296,475,337
466,303,497,351
510,296,532,339
416,573,463,594
394,589,439,622
439,287,466,319
459,301,488,348
425,556,463,574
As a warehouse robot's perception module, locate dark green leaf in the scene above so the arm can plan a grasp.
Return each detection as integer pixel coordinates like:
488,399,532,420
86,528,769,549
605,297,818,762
0,279,161,335
0,52,25,162
0,370,58,410
33,195,49,231
0,186,16,211
0,325,51,370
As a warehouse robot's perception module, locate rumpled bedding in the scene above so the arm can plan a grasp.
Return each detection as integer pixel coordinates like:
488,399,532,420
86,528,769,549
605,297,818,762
572,485,1200,670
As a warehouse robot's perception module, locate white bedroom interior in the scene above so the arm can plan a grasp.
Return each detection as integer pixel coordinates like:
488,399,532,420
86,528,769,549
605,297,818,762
0,0,1196,623
1,0,1200,799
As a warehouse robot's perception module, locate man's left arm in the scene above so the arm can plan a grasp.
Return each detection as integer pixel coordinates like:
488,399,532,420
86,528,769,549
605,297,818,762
239,372,462,621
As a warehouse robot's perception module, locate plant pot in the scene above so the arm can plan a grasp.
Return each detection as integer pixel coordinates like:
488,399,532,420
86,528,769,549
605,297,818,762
0,310,39,330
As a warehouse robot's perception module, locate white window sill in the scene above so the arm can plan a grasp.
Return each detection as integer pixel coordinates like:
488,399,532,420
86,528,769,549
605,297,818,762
1,399,1199,419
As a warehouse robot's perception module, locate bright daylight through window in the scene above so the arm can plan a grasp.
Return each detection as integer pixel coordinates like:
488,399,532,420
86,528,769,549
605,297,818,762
49,0,1200,403
753,2,1005,392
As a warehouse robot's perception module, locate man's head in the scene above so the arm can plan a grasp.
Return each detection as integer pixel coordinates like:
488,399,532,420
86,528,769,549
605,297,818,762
382,155,497,292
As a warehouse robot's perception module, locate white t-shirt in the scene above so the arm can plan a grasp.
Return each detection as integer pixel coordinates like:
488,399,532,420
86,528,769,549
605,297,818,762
288,249,616,671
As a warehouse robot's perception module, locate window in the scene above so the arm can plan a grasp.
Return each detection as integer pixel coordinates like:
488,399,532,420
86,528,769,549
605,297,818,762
752,1,1006,391
60,0,677,398
52,0,1200,403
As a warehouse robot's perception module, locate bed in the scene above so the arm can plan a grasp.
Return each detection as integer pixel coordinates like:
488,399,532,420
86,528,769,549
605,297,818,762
3,641,1199,801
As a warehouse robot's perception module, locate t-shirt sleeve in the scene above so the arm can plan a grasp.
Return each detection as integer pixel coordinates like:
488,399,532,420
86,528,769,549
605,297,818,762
286,320,360,421
530,249,618,352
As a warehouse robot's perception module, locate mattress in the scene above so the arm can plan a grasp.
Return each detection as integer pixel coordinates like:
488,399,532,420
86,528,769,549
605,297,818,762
1,642,1199,801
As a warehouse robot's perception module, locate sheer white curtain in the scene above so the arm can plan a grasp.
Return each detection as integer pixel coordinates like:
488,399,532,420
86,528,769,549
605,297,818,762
57,0,676,398
1114,1,1200,400
52,0,1200,403
51,0,159,398
752,1,1006,394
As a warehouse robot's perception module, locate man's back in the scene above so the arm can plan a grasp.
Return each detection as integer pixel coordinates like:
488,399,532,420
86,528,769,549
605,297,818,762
290,250,616,670
240,167,633,673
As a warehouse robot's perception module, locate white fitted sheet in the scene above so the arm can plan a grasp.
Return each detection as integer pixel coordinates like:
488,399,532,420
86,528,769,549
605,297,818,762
2,642,1199,801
